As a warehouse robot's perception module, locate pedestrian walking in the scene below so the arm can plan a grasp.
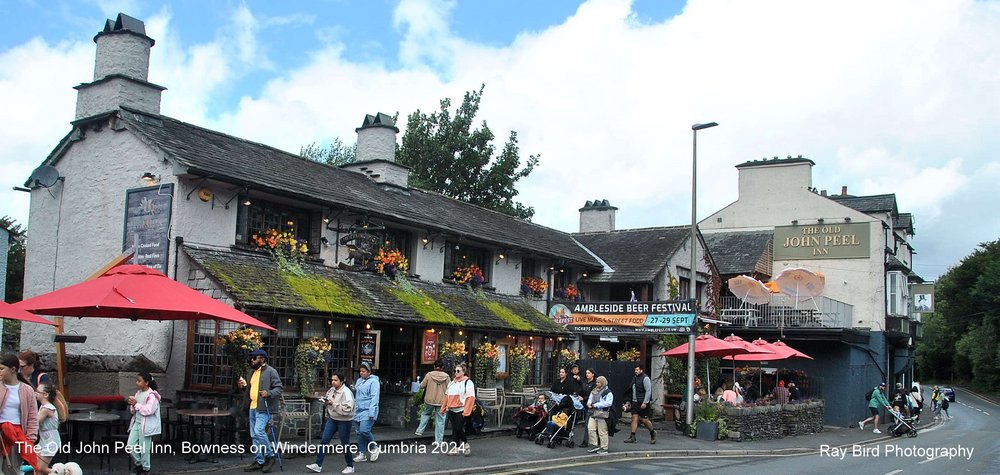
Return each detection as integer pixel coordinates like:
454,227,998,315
34,381,66,474
585,376,613,455
858,382,890,433
440,363,475,456
931,386,942,419
908,385,923,423
126,371,162,475
623,364,655,444
415,360,450,444
0,353,40,473
306,371,356,474
353,361,381,463
238,349,283,473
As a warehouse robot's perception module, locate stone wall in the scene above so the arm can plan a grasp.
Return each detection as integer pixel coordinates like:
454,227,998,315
722,400,825,441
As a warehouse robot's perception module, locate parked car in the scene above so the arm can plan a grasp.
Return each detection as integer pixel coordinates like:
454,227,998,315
940,387,956,402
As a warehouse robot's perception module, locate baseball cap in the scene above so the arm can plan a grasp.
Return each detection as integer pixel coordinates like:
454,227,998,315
249,349,267,358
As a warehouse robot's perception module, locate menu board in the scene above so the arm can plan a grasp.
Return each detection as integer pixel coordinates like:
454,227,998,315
123,184,174,273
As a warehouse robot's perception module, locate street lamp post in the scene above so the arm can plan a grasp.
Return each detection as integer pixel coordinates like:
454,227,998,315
686,121,718,428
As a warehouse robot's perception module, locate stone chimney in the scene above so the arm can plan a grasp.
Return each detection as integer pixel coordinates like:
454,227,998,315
579,199,617,233
342,113,410,188
74,13,165,120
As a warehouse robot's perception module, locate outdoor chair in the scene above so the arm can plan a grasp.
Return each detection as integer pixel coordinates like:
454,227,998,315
278,396,312,442
476,388,503,426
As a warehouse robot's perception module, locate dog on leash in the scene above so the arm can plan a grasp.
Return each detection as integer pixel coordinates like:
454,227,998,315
47,462,83,475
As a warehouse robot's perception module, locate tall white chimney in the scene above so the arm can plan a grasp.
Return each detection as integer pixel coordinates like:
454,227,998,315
579,199,617,233
342,113,410,188
74,13,165,120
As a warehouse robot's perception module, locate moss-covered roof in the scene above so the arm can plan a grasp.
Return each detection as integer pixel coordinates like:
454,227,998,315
184,245,567,335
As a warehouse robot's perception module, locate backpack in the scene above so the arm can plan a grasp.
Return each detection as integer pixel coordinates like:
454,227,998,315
864,387,875,401
605,389,622,437
464,400,486,435
940,398,949,410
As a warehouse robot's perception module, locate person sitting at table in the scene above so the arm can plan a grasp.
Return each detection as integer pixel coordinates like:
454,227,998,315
127,371,161,475
0,353,39,473
34,381,67,473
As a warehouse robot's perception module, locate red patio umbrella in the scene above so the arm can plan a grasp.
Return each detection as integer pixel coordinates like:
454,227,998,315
770,340,814,360
14,265,275,330
662,334,752,391
0,300,57,326
723,339,788,362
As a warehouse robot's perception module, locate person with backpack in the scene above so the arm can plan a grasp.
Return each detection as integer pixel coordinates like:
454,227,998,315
939,394,951,419
415,360,450,444
440,363,475,456
585,376,613,454
858,382,890,433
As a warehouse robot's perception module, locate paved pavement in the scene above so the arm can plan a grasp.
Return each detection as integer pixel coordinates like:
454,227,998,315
60,409,947,475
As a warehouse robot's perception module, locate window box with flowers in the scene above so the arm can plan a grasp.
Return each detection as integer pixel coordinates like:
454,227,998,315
252,228,309,275
554,284,580,301
520,277,548,298
508,345,536,392
217,327,264,387
375,248,409,279
452,264,485,289
295,337,332,395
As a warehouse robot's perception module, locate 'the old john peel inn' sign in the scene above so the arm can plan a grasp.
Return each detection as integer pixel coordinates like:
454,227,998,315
772,222,871,260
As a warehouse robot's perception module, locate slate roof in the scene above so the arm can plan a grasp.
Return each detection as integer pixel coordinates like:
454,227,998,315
183,245,567,335
828,193,898,215
735,156,815,168
702,230,774,276
104,109,600,269
572,226,691,283
893,213,914,235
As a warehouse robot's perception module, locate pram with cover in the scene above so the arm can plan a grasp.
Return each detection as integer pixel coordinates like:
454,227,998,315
513,403,549,439
887,408,918,438
534,408,578,448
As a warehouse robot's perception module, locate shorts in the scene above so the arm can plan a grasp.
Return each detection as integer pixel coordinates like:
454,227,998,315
868,406,880,417
630,403,651,418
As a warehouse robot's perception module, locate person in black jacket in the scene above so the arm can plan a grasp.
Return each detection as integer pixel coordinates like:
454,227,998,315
577,369,597,447
550,367,582,412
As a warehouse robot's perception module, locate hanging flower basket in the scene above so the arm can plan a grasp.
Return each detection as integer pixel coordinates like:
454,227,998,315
252,228,309,275
474,342,500,388
453,265,485,288
520,277,548,298
439,341,467,374
217,327,264,386
617,347,641,362
555,284,579,300
295,337,332,395
509,345,536,392
375,248,409,279
588,345,611,360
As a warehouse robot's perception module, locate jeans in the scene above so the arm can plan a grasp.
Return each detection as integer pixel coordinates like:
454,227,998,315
415,404,446,443
355,418,376,455
248,409,274,464
315,418,353,468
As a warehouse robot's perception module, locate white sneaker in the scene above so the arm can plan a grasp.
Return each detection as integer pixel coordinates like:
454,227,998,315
588,446,601,453
873,429,882,434
414,431,424,436
369,446,380,462
857,421,864,430
306,463,322,473
341,467,355,474
352,454,368,463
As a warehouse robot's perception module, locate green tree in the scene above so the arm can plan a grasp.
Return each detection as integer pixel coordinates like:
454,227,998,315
917,240,1000,390
398,85,540,220
300,137,356,166
1,216,25,302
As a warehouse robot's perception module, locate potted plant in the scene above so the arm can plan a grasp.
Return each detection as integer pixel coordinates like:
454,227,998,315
520,277,548,298
690,401,729,440
453,265,485,289
554,284,579,300
251,228,309,275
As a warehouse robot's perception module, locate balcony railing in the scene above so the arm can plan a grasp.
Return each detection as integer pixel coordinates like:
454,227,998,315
717,295,854,329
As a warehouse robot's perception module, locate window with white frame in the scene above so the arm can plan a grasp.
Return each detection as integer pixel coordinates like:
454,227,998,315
886,271,905,316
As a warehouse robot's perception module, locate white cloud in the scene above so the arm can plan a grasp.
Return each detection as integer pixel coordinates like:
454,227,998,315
3,0,999,280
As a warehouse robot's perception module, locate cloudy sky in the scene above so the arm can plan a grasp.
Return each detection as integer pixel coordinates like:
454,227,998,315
2,0,998,281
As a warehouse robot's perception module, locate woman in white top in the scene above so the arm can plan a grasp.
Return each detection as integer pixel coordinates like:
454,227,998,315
307,371,356,474
0,353,39,472
439,363,475,456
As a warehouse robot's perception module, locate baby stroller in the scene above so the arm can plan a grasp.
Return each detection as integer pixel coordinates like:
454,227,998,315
534,408,578,448
513,404,549,439
887,408,918,438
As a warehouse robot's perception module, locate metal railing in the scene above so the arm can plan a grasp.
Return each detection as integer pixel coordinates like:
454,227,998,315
718,295,854,329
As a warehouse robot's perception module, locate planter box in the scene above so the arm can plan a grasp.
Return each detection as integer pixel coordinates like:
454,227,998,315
696,421,719,441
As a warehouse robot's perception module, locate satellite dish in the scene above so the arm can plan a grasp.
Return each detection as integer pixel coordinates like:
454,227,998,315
28,165,63,189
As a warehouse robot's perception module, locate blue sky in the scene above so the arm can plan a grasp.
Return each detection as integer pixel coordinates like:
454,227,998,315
2,0,999,282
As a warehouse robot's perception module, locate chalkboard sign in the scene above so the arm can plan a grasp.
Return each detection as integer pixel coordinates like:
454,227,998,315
123,184,174,273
